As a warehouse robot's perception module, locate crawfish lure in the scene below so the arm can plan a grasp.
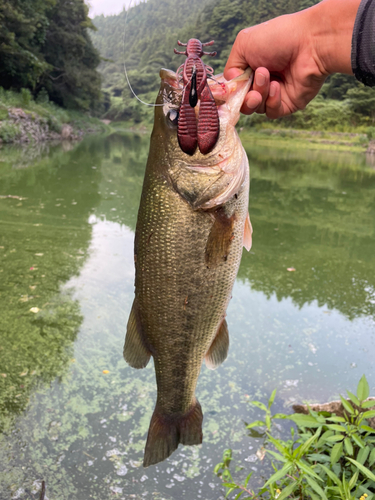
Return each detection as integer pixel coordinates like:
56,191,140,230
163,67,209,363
174,39,220,156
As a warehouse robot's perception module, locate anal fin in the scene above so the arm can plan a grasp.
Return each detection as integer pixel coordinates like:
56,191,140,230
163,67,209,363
143,398,203,467
205,318,229,370
243,212,253,251
124,298,151,369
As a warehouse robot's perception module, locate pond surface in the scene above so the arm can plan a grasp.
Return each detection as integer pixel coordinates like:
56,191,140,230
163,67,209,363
0,133,375,499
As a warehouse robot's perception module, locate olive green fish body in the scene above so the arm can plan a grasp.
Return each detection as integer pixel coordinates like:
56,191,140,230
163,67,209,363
124,68,253,467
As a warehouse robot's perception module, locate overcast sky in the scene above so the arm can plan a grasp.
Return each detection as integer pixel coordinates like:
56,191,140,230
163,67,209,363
86,0,137,17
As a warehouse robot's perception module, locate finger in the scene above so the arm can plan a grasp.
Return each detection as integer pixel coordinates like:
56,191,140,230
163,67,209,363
252,67,270,114
240,90,262,115
265,81,292,118
265,81,283,119
225,67,244,80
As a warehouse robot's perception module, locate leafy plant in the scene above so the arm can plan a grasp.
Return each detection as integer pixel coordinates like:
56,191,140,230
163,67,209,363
21,88,32,106
214,376,375,499
0,122,20,142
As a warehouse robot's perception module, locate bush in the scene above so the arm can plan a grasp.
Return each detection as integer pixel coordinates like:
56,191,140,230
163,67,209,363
366,127,375,141
0,123,20,142
21,88,33,106
36,88,49,105
214,375,375,500
47,115,62,133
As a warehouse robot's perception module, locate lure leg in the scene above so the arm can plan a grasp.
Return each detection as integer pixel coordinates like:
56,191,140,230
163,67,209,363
197,84,219,155
177,83,198,156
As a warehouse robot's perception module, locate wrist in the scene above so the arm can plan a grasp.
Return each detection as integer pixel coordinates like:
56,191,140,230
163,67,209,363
306,0,361,75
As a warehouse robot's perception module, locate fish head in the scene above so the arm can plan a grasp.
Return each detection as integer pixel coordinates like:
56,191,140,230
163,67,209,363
152,67,253,209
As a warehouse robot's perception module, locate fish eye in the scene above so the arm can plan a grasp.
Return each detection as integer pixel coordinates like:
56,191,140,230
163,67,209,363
167,109,179,125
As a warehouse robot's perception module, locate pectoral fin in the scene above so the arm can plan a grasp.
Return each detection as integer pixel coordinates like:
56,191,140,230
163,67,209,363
124,298,151,369
205,318,229,370
205,208,236,268
243,213,253,251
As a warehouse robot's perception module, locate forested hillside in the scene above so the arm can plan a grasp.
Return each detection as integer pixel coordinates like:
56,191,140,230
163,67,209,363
91,0,375,129
0,0,101,111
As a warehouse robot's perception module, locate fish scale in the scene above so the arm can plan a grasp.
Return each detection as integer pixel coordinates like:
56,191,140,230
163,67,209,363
124,67,253,467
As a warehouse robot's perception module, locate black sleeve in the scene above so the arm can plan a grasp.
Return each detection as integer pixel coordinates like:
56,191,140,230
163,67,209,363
352,0,375,86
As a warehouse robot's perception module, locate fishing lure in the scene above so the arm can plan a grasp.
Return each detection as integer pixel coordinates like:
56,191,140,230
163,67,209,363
174,39,220,156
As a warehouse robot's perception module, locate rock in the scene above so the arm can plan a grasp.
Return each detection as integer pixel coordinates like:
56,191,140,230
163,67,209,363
61,125,73,140
293,397,375,429
8,108,27,120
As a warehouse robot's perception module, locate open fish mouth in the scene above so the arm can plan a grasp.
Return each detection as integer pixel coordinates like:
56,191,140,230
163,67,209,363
158,68,253,171
156,68,253,210
160,67,253,126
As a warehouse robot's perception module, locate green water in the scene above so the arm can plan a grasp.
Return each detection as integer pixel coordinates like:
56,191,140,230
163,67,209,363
0,134,374,499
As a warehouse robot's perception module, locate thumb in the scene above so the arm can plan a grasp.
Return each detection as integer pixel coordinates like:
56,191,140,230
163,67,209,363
224,29,252,80
225,67,244,80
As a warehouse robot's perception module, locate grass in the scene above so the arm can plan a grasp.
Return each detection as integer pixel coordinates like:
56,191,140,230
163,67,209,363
238,128,369,154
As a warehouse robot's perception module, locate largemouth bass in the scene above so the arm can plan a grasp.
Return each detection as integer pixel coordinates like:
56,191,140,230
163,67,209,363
124,67,253,467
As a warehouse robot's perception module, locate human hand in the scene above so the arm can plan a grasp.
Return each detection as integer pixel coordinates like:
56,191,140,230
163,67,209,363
224,0,359,118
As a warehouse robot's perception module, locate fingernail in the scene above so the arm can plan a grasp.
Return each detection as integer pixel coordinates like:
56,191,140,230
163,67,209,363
247,96,260,109
269,82,276,97
256,73,265,86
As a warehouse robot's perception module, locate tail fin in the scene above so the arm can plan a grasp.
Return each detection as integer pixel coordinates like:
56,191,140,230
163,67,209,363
143,399,203,467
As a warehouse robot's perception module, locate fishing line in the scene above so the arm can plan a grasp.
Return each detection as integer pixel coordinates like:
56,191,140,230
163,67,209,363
122,0,165,107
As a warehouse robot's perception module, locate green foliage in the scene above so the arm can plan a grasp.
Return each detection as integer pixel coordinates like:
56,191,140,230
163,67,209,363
91,0,323,123
36,87,50,105
321,74,358,101
40,0,102,111
20,88,32,106
347,85,375,121
0,0,52,89
91,0,375,130
214,376,375,499
0,122,20,143
0,87,108,140
0,0,102,111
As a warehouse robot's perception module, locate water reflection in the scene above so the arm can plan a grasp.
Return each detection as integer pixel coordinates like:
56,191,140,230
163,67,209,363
240,145,375,321
0,134,375,499
0,133,148,424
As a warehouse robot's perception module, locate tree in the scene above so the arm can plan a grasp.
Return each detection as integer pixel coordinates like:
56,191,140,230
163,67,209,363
347,84,375,122
40,0,102,110
0,0,102,111
0,0,53,89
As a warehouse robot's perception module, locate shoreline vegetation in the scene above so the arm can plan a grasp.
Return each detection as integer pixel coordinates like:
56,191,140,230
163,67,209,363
1,86,373,156
1,101,373,156
239,128,371,154
94,119,375,155
0,88,110,145
2,0,375,154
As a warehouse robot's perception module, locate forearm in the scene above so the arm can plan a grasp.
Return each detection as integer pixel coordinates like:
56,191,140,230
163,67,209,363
306,0,361,75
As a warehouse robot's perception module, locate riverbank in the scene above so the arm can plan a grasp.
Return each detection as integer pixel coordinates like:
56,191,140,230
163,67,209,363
110,119,371,154
0,88,110,144
239,127,370,153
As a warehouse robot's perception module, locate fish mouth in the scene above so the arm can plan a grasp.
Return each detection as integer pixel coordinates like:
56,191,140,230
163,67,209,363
159,67,253,120
156,68,253,209
158,67,253,165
